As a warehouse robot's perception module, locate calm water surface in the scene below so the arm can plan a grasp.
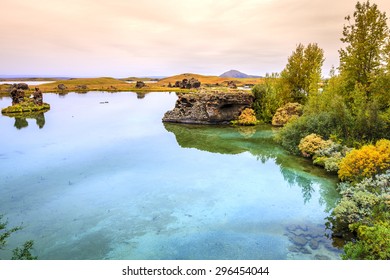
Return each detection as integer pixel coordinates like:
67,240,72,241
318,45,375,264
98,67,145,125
0,91,341,259
0,81,54,85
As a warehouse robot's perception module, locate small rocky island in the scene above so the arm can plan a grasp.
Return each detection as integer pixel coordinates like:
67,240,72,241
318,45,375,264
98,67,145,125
162,89,254,124
1,83,50,115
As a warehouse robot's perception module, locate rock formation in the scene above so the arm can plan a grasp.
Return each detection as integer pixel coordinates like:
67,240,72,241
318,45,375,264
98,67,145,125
172,78,201,89
2,86,50,115
32,87,43,105
76,85,88,90
12,83,29,90
226,81,237,89
57,84,68,90
162,90,254,124
8,83,30,105
9,87,25,105
135,81,145,88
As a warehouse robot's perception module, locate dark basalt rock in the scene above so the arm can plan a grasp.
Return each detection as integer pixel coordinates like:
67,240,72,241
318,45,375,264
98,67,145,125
188,78,201,89
32,87,43,105
15,83,29,90
162,91,254,124
227,81,237,89
10,87,25,105
76,85,88,90
58,84,68,90
135,81,145,88
8,83,30,105
172,78,201,89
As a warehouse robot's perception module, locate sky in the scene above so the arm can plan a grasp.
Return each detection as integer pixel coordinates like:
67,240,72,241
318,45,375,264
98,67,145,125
1,0,389,78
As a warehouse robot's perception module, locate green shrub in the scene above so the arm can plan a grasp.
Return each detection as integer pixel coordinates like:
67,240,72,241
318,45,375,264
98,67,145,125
276,112,339,154
271,102,303,127
333,191,380,225
231,108,259,126
313,141,352,172
342,221,390,260
332,170,390,230
298,133,330,157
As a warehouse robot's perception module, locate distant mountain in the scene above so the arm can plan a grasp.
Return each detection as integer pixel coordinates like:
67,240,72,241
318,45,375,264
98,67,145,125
220,70,261,78
0,75,71,79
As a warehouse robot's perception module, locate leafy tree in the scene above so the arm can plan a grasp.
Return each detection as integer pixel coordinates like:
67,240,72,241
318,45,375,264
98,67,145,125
281,43,324,103
0,214,37,260
12,241,37,260
0,215,20,250
275,88,353,154
339,0,389,96
252,73,288,123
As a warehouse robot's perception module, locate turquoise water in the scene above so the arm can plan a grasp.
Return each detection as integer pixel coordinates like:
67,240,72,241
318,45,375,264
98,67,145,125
0,91,341,260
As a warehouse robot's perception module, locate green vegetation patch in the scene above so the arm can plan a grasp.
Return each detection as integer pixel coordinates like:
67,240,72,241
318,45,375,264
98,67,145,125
1,102,50,115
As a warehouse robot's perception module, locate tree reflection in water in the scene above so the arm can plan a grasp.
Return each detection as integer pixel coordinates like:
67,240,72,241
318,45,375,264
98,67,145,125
163,122,339,211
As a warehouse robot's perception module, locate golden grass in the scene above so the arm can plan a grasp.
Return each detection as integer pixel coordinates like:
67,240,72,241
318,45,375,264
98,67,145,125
32,77,163,93
0,74,264,95
157,73,264,87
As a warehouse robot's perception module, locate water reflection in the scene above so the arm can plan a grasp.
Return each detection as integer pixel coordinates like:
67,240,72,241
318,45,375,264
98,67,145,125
4,111,46,129
163,122,339,210
0,92,343,259
136,92,146,99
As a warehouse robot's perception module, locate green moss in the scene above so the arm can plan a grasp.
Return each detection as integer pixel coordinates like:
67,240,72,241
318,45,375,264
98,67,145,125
1,102,50,115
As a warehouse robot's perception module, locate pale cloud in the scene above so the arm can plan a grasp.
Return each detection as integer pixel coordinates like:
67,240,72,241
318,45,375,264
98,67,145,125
0,0,389,77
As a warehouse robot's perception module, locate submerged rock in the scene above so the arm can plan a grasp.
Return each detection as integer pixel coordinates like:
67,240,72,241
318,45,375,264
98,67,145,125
299,247,312,254
314,254,331,260
162,91,254,124
309,239,319,250
288,234,308,247
288,245,300,253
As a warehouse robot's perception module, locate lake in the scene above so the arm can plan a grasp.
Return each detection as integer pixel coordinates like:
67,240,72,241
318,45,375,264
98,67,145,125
0,81,55,86
0,91,341,260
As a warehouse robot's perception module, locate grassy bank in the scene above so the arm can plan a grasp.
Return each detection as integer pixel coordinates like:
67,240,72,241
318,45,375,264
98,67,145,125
0,75,263,96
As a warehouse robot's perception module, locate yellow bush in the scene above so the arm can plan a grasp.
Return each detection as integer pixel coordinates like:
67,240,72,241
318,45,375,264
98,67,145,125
338,139,390,182
298,133,331,157
232,108,259,126
271,102,303,127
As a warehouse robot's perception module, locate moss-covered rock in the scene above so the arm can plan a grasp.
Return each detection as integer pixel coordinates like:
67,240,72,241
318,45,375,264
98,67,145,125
162,90,254,124
1,101,50,115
